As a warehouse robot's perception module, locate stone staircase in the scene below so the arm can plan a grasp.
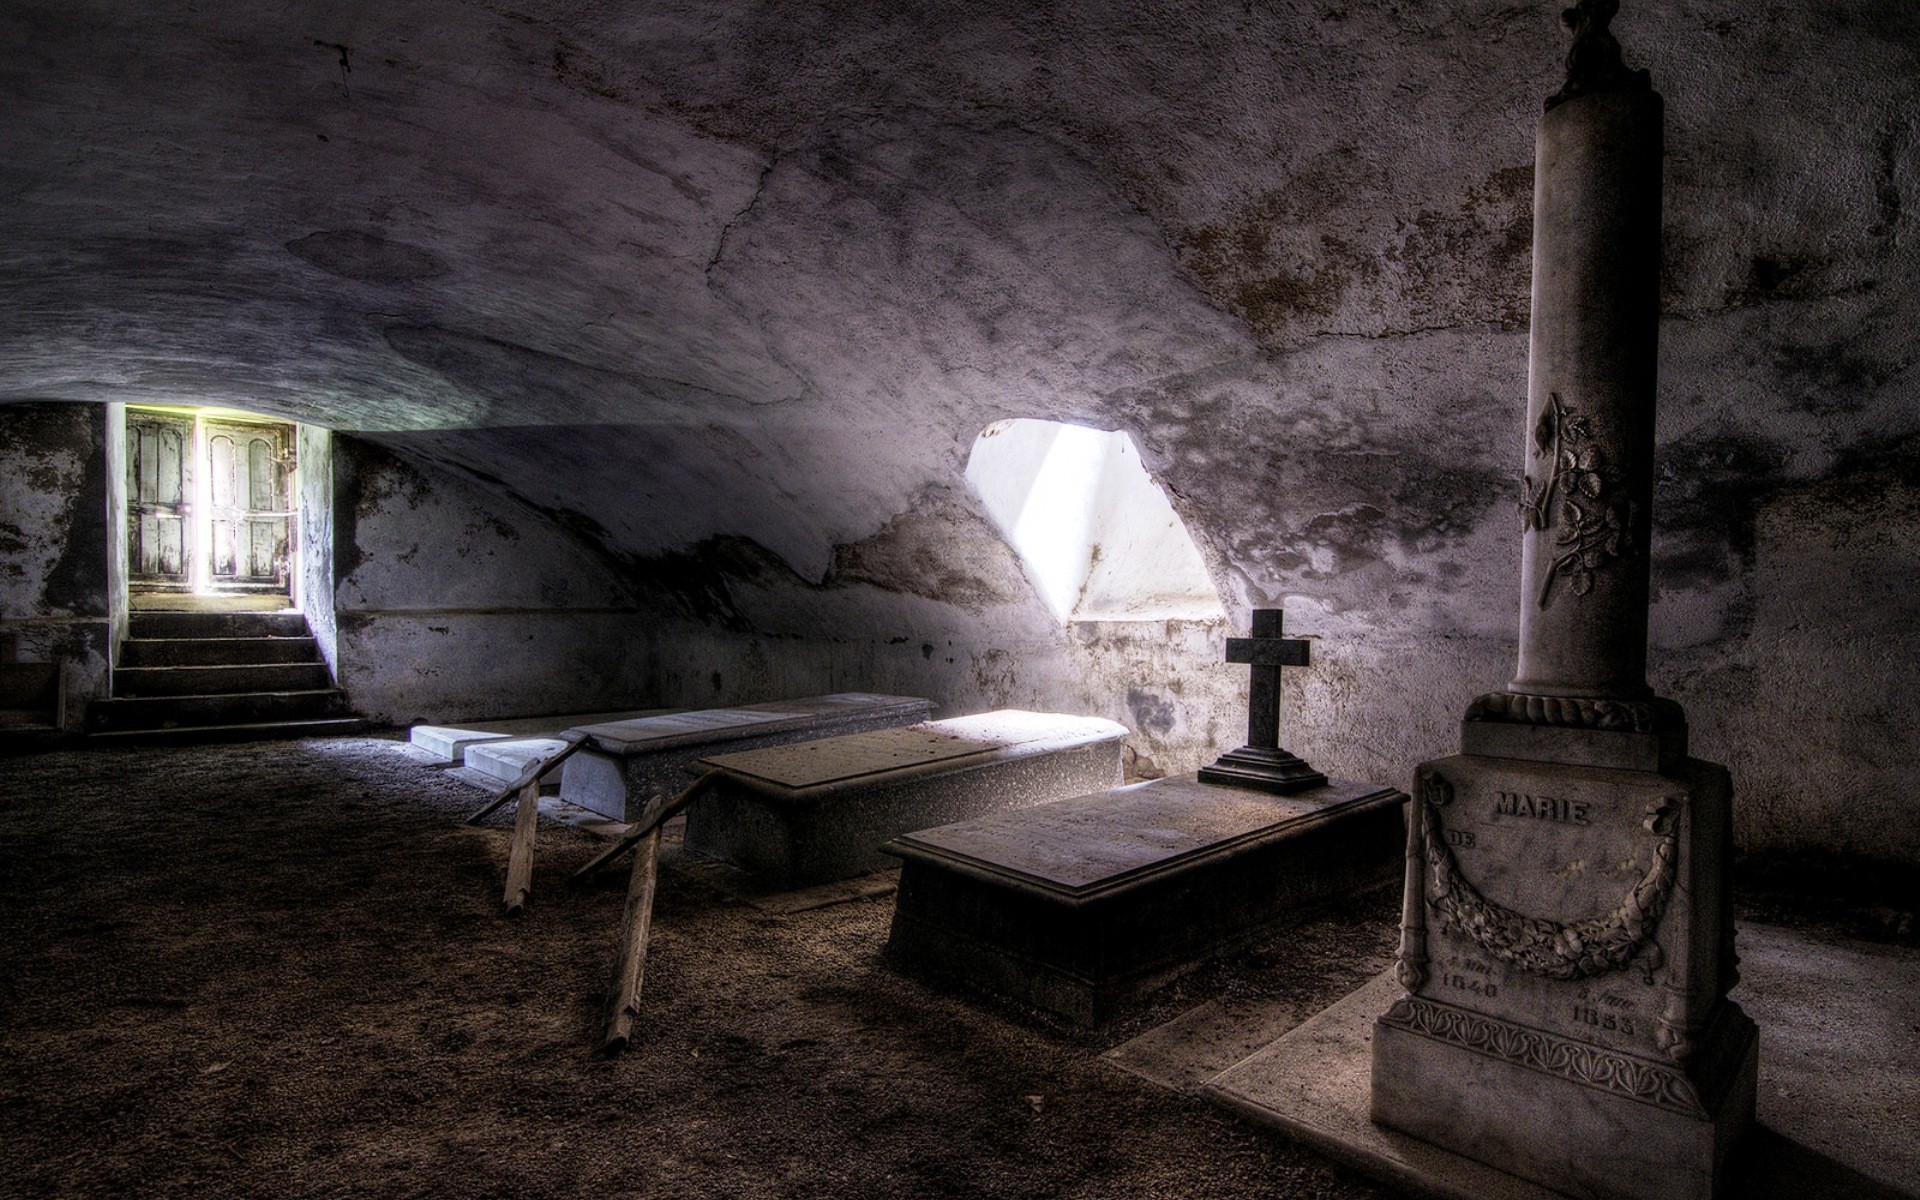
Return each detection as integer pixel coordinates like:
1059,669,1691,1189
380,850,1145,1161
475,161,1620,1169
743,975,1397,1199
88,610,363,742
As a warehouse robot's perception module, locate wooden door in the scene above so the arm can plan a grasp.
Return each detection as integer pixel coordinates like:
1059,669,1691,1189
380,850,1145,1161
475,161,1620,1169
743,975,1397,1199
126,411,194,589
204,419,293,590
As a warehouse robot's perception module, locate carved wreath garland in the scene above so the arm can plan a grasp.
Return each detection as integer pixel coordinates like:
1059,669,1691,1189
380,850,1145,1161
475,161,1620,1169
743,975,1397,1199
1519,391,1636,607
1419,795,1678,981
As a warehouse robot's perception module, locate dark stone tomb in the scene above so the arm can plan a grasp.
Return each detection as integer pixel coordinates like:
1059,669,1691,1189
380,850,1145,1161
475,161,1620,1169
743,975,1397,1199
884,610,1405,1025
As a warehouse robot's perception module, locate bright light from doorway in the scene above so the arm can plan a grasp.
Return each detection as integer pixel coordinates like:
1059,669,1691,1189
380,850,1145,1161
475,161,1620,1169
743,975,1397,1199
965,419,1224,623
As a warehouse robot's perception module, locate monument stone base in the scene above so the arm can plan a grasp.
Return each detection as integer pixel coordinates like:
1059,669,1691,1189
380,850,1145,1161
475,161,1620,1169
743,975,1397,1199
1372,995,1757,1200
884,775,1403,1024
1369,741,1750,1200
1204,972,1779,1200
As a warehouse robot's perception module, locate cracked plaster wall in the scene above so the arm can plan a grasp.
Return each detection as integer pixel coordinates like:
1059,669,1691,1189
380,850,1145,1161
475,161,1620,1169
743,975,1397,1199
1,1,1916,859
295,423,339,678
325,434,656,725
0,403,117,729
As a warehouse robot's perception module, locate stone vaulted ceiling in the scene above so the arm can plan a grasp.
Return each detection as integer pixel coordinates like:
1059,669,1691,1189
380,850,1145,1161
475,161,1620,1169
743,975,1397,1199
2,0,1916,625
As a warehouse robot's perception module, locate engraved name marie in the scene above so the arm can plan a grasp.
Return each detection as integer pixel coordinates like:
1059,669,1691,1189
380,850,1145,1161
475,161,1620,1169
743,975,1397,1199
1491,790,1591,825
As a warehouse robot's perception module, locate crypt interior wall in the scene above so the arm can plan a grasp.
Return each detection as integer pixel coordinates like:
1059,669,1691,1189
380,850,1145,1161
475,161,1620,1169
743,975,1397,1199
295,422,338,679
0,1,1915,863
324,434,652,725
0,402,117,731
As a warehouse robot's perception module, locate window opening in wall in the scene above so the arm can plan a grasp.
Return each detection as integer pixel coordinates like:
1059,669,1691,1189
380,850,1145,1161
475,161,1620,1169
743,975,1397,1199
965,418,1224,623
125,406,298,601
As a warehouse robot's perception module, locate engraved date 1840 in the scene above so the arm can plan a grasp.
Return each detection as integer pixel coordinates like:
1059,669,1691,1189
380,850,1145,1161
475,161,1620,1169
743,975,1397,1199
1443,958,1500,1000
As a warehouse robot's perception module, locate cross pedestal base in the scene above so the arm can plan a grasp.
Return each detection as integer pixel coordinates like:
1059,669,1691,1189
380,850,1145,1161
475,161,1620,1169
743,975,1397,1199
1199,744,1329,794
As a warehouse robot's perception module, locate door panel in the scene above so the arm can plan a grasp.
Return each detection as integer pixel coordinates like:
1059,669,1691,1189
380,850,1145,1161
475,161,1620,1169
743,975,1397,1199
248,438,275,509
126,411,194,588
204,420,293,589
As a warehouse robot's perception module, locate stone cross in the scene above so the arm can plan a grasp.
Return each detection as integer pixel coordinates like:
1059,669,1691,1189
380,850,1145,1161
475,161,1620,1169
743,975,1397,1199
1198,608,1328,795
1230,608,1306,751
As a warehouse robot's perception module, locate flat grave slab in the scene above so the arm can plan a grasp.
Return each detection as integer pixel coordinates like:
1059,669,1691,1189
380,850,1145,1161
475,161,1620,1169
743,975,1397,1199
408,724,515,765
458,736,572,789
1206,970,1562,1200
1201,923,1920,1200
884,773,1404,1024
408,707,670,764
688,709,1127,890
558,693,934,821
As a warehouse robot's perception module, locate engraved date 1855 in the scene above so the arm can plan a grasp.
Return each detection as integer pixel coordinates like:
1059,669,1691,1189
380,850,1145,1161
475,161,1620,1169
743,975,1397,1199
1572,1003,1637,1035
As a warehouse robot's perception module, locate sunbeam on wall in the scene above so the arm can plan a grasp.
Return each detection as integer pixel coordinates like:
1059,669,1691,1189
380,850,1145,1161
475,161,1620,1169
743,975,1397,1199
965,419,1223,623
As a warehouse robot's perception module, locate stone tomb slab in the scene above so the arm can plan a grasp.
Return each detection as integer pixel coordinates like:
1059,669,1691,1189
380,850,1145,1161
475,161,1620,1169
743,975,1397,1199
559,693,934,822
407,707,670,764
408,724,517,765
688,710,1127,890
883,774,1404,1024
459,737,571,789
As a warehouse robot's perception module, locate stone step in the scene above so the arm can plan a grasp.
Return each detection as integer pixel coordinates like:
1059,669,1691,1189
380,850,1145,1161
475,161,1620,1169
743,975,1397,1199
128,610,309,640
87,688,348,732
118,636,320,668
112,662,333,697
87,716,368,745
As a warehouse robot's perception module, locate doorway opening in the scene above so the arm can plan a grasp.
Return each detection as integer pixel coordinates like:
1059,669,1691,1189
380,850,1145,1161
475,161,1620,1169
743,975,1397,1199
125,406,299,610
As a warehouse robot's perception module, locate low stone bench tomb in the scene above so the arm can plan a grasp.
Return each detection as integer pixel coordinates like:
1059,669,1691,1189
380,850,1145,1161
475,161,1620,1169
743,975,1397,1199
462,737,571,788
407,707,666,765
686,710,1128,890
558,693,935,822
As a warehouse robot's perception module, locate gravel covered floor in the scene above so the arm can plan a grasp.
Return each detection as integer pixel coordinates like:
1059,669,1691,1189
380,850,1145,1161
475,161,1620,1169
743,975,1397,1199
2,734,1407,1200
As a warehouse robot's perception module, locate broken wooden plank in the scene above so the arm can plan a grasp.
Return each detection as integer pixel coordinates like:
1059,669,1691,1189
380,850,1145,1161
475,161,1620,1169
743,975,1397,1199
502,780,541,916
570,770,724,882
600,826,662,1056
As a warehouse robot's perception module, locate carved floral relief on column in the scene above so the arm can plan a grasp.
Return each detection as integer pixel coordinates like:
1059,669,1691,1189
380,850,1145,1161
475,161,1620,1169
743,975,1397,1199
1520,391,1638,608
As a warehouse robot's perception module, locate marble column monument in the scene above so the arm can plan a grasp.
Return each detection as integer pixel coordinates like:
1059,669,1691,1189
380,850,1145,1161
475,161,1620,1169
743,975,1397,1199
1368,4,1757,1199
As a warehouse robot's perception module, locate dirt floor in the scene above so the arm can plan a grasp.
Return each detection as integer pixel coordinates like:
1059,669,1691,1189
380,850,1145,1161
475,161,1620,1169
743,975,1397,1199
2,734,1409,1200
